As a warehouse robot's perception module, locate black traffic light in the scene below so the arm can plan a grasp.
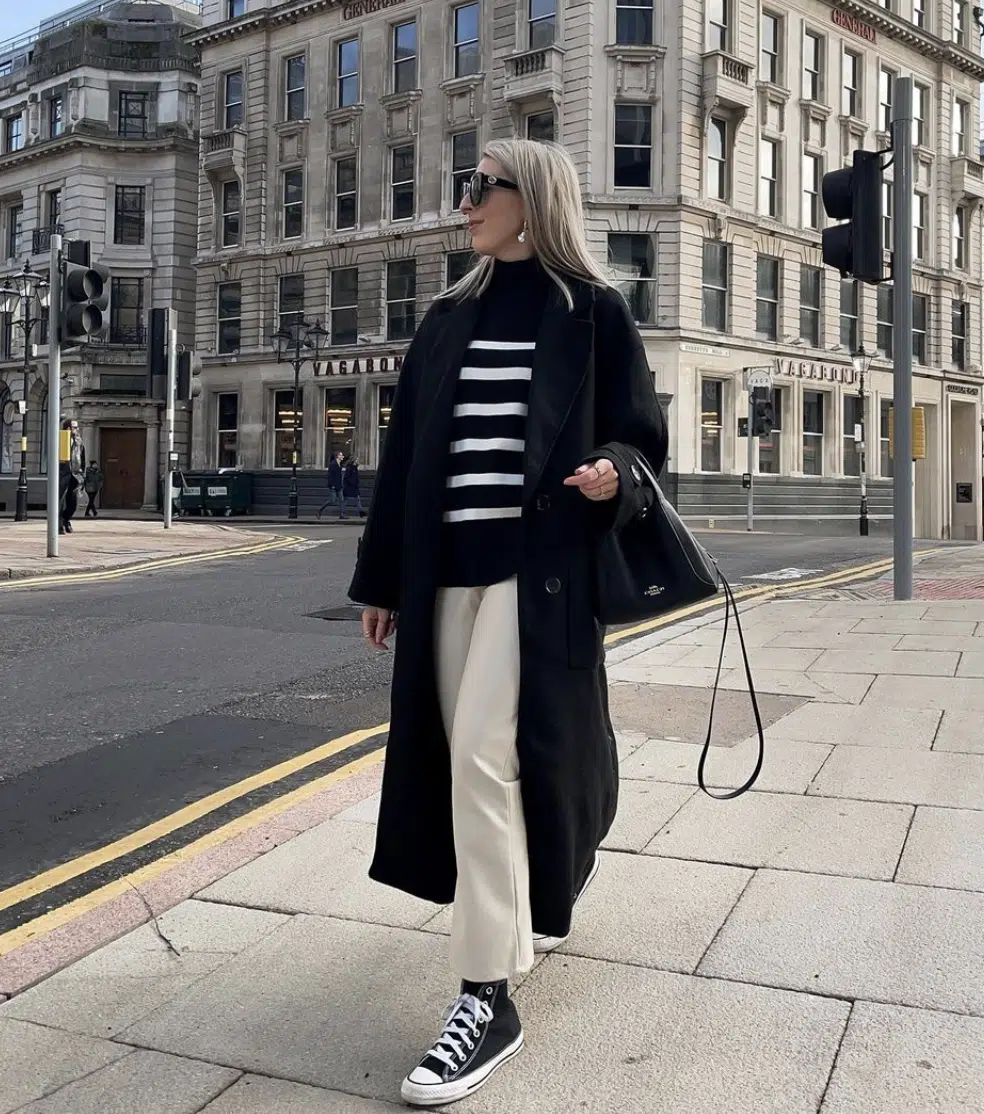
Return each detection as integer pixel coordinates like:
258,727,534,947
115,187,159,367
146,307,167,399
821,149,884,284
62,261,110,343
176,350,203,401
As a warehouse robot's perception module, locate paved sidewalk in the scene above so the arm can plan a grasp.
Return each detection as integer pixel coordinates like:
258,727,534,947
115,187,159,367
1,547,983,1112
0,520,289,581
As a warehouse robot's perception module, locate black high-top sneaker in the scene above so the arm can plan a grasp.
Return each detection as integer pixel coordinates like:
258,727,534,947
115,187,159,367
533,852,600,953
401,979,524,1107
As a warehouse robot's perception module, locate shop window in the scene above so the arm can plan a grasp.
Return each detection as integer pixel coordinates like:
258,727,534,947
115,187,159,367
758,387,783,474
700,378,724,472
803,390,825,476
324,386,356,462
377,383,397,460
843,394,863,476
216,393,239,468
274,388,302,468
880,398,893,478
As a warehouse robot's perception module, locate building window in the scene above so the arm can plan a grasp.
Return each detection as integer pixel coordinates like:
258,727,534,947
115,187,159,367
283,169,304,238
274,389,302,469
109,277,144,344
617,0,653,45
700,378,724,472
707,0,728,50
953,98,968,156
912,294,928,364
216,393,239,468
446,250,474,287
217,282,242,354
378,383,397,459
803,391,824,476
329,266,358,347
113,185,145,246
803,32,823,102
880,398,893,478
707,117,728,200
7,205,22,258
451,130,477,206
952,300,968,369
386,259,416,341
278,273,305,334
324,387,356,462
761,12,781,84
393,21,418,92
614,104,652,188
913,84,928,147
882,180,893,251
0,384,11,472
118,91,149,139
4,114,23,152
799,264,821,347
843,394,863,476
879,68,894,132
802,153,821,229
227,0,245,16
842,50,860,117
877,283,893,358
954,0,967,42
285,55,306,121
758,388,783,474
953,207,967,269
337,38,360,107
224,71,243,129
755,256,780,340
529,0,556,48
913,192,927,260
914,0,926,26
49,96,64,138
608,232,656,326
335,157,357,230
391,144,415,220
840,278,858,351
221,180,240,247
454,3,480,78
701,241,728,332
46,189,61,228
526,110,555,142
1,311,13,360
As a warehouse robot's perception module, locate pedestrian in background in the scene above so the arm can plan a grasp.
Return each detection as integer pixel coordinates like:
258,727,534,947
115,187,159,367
318,450,345,518
350,138,667,1106
340,455,365,519
58,418,86,535
83,461,103,518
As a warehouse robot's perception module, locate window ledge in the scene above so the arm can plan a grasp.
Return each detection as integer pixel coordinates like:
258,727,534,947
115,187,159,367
802,99,833,119
604,43,667,60
325,104,364,123
276,118,310,133
440,73,485,94
380,89,423,109
756,80,789,102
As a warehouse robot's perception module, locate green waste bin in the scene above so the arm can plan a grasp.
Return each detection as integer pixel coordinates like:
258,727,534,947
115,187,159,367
201,471,253,516
175,473,204,516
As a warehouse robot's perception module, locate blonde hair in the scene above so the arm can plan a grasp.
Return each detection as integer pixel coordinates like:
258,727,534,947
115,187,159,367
440,139,613,310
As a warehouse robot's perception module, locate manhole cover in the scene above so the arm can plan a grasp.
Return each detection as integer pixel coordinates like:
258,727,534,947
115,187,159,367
309,605,364,621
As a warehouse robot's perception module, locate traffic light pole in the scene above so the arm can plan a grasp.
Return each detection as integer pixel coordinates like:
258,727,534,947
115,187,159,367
746,389,755,532
892,78,914,601
163,309,177,529
46,234,62,558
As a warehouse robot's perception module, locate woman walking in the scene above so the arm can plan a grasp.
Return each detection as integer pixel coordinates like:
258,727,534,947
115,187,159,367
349,139,667,1107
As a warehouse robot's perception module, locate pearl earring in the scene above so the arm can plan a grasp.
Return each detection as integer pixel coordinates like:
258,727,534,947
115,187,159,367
517,221,527,244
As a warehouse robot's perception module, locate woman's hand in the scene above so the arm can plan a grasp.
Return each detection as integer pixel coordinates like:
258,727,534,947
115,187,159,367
563,457,620,501
362,606,397,650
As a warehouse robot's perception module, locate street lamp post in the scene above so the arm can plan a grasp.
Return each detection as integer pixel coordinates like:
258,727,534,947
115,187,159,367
852,344,875,538
270,317,327,519
1,263,51,522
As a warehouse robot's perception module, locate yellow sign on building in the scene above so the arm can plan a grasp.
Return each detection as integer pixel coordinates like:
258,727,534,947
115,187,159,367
888,407,927,460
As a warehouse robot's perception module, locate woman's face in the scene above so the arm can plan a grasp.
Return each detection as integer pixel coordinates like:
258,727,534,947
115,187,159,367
459,157,531,261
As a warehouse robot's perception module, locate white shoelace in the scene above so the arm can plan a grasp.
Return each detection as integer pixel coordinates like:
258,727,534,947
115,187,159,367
426,993,494,1072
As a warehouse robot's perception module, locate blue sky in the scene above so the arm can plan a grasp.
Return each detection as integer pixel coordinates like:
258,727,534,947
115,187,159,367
0,1,78,45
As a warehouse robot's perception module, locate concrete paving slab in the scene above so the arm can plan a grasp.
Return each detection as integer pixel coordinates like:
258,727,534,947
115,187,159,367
1,902,288,1040
767,631,903,651
809,745,984,809
604,620,708,666
810,648,958,676
956,651,984,677
923,602,984,621
853,618,978,636
864,674,984,711
0,1017,128,1114
119,916,465,1102
897,633,984,652
621,736,831,795
658,623,784,648
554,851,751,972
199,820,443,929
819,1002,984,1113
674,645,823,671
476,955,849,1114
13,1049,239,1114
334,791,381,825
607,644,703,670
699,869,984,1015
934,710,984,754
717,667,873,703
647,791,912,881
607,663,722,687
762,703,941,749
615,728,650,761
601,780,695,852
895,807,984,892
812,601,930,619
201,1076,404,1112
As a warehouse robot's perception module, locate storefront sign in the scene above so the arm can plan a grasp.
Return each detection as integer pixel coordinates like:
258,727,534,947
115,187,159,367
832,9,876,43
315,354,404,376
775,358,857,385
342,0,408,19
681,342,731,357
946,383,979,396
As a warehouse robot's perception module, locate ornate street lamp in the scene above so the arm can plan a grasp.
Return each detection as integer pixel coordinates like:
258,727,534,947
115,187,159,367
851,343,876,537
269,317,328,519
1,263,51,522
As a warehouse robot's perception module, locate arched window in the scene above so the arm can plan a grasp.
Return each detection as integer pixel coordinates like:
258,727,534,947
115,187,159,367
0,383,13,475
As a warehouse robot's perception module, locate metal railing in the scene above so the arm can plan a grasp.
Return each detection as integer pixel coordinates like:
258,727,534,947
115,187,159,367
32,225,64,254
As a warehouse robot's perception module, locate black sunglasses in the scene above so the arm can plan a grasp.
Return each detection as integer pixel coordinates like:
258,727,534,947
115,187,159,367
461,171,519,207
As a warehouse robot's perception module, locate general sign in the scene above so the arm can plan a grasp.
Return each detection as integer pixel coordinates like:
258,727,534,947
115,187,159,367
775,358,857,385
342,0,408,19
314,354,405,377
832,9,876,42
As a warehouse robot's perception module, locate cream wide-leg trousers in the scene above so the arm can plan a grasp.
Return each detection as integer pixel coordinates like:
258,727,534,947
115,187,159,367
434,576,534,983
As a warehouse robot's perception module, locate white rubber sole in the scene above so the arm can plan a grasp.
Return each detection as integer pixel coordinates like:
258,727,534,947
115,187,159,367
400,1030,525,1106
532,853,601,953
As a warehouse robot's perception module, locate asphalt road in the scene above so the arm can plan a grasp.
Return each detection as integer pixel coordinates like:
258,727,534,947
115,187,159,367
0,524,901,929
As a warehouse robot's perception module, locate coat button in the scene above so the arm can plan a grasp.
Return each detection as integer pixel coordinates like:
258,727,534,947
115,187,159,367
545,577,561,594
536,494,551,511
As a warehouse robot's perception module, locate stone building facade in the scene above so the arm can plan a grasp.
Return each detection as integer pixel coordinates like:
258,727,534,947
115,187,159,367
190,0,983,538
0,0,200,513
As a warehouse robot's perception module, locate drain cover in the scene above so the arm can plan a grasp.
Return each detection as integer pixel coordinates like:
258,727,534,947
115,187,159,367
309,605,364,621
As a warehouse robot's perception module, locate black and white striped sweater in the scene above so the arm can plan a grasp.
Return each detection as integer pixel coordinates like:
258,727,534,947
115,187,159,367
439,256,552,587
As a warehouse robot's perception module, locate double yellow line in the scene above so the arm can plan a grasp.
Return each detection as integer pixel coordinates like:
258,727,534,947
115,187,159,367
0,550,931,959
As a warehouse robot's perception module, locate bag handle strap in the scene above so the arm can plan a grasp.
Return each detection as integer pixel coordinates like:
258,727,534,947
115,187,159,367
696,572,765,799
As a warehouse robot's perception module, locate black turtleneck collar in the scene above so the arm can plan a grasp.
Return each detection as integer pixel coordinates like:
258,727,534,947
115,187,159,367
486,255,549,292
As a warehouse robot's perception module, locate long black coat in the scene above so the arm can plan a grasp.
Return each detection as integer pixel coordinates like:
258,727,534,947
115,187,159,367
349,276,668,939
